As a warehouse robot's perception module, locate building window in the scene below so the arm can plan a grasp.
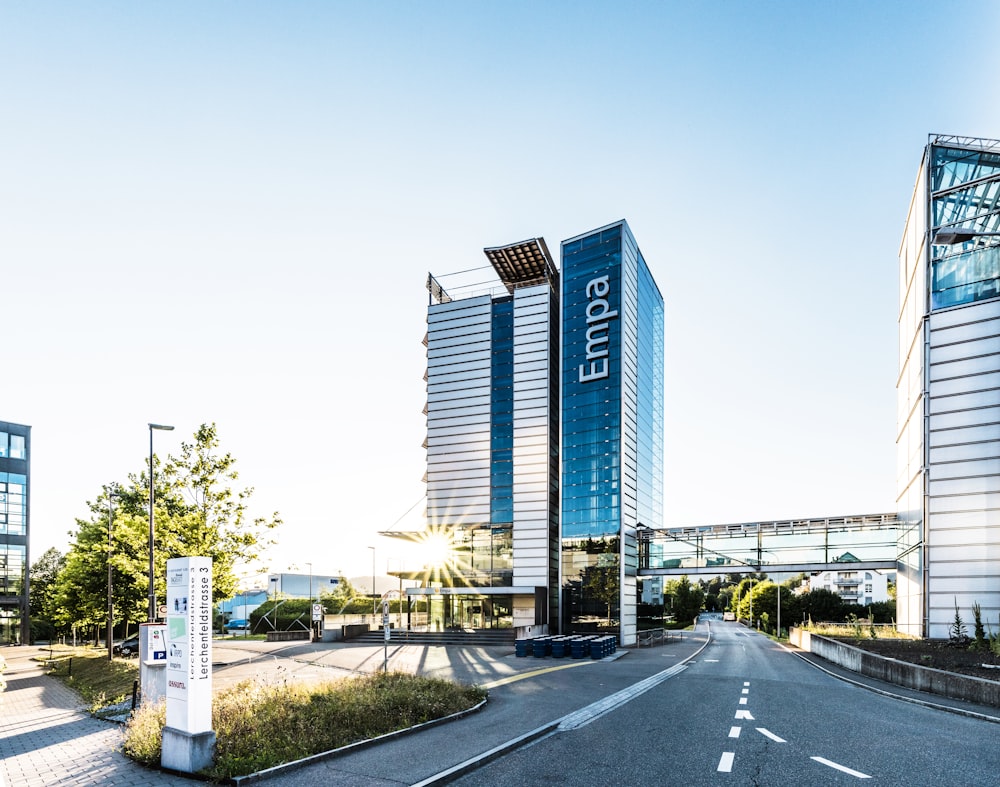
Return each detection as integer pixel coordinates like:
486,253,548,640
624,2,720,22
0,432,6,457
9,435,24,459
865,583,873,593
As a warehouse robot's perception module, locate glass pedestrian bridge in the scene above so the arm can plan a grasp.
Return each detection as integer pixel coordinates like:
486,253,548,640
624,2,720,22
638,513,901,576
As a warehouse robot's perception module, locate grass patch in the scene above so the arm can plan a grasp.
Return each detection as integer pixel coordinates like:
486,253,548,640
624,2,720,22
123,671,487,780
804,623,917,640
41,648,138,710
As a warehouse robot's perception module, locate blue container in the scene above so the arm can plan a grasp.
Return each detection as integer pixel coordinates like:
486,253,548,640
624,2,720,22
551,639,566,658
515,639,530,657
570,637,589,659
532,637,551,657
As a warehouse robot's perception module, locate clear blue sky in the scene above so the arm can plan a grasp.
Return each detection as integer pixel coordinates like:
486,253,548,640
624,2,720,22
5,1,999,583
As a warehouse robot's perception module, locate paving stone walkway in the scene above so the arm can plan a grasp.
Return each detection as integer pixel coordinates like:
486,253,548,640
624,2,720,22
0,648,190,787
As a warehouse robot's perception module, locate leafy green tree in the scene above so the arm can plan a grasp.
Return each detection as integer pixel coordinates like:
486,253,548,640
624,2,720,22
29,547,65,620
50,423,281,633
665,575,704,624
582,560,619,626
799,587,844,623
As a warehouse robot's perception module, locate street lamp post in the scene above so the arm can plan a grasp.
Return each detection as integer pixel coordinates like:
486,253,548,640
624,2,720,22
148,423,174,622
106,484,118,662
368,546,376,616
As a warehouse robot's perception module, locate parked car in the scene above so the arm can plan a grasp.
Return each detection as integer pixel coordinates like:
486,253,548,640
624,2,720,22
723,611,736,621
113,634,140,657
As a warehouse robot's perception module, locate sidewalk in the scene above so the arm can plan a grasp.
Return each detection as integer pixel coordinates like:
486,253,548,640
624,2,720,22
0,647,190,787
0,631,709,787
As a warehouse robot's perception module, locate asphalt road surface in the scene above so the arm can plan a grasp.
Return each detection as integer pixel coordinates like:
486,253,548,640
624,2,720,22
448,621,1000,786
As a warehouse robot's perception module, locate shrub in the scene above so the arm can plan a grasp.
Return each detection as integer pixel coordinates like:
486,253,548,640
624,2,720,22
123,671,486,779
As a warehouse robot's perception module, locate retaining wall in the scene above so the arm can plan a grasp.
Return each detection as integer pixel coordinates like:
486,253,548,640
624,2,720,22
790,627,1000,708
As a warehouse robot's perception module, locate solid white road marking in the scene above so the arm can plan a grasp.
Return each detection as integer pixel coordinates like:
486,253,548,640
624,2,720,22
812,757,872,779
703,659,720,662
728,726,741,738
718,752,735,772
741,688,749,694
739,697,748,705
756,728,786,743
735,710,754,720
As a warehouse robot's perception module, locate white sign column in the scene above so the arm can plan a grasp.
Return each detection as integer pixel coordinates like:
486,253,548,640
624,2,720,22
161,556,215,773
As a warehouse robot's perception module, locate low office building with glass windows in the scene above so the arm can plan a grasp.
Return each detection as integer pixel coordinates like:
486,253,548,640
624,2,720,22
388,220,663,645
897,135,1000,637
0,421,30,645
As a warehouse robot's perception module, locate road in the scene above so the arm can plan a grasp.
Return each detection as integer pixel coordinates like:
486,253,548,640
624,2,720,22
449,621,1000,786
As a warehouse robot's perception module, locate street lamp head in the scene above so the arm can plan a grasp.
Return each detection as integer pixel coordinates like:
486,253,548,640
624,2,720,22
149,423,175,431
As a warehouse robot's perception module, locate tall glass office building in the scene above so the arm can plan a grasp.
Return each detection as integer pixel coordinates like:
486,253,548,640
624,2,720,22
410,238,561,634
560,221,663,645
0,420,30,645
397,221,663,644
897,135,1000,637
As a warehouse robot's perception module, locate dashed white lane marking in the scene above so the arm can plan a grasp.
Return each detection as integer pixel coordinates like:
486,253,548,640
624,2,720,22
741,688,749,694
812,756,872,779
718,752,735,772
735,709,754,720
728,726,741,738
703,659,719,662
743,681,750,686
739,697,748,705
756,728,786,743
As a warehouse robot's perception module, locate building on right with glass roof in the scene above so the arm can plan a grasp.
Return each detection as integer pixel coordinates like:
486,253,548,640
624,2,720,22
897,134,1000,638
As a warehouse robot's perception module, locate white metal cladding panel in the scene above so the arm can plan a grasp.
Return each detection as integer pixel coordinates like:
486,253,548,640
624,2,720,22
930,390,1000,413
427,411,490,428
426,446,491,463
427,295,492,324
930,475,1000,496
928,509,1000,540
926,576,1000,593
929,441,1000,463
930,355,1000,381
427,418,490,443
427,467,490,483
929,543,1000,563
428,476,491,493
930,337,1000,365
427,368,492,389
426,505,491,522
931,371,1000,397
929,457,1000,480
427,402,491,419
513,357,549,373
929,423,1000,447
930,493,1000,514
428,376,497,396
427,342,492,361
930,316,1000,346
928,508,1000,529
426,353,492,376
930,407,1000,430
427,391,491,407
930,299,1000,329
512,480,549,495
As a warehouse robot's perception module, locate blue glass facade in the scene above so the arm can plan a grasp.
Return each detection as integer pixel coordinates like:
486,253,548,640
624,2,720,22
560,221,663,640
0,421,30,645
930,144,1000,310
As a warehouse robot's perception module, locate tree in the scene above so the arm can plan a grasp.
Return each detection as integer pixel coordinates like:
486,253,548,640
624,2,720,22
582,560,619,626
49,423,281,635
29,548,65,619
665,575,704,625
